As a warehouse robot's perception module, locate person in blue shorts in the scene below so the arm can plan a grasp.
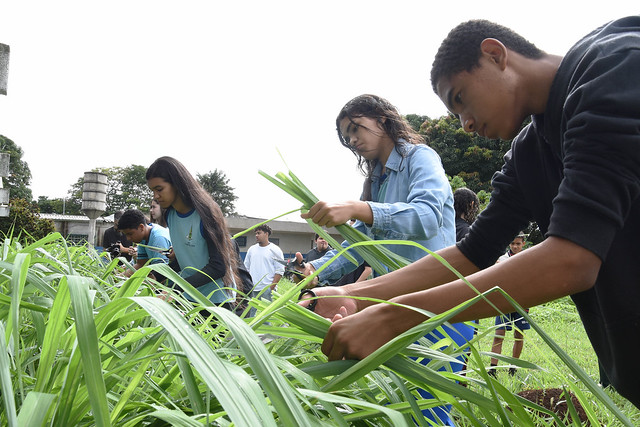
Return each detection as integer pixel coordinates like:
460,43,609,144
489,233,529,376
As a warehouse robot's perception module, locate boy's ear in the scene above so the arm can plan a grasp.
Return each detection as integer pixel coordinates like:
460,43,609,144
480,38,508,70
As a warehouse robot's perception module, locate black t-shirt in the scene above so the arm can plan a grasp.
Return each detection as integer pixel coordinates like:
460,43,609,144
458,16,640,407
102,226,131,248
455,217,471,242
305,247,329,263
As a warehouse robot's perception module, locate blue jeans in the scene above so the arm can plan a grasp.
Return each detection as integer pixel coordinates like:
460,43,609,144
414,321,475,426
247,287,273,318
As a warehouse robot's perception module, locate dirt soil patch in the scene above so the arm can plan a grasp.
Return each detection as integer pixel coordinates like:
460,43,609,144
517,387,588,424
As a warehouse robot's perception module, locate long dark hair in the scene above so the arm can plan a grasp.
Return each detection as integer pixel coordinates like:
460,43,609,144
149,199,168,227
146,156,240,290
336,94,425,201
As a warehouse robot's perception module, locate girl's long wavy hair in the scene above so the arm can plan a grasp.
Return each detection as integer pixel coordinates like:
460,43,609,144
336,94,425,201
146,156,240,291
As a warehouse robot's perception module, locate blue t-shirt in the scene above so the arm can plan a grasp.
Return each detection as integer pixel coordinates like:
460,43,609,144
166,208,229,304
137,223,171,265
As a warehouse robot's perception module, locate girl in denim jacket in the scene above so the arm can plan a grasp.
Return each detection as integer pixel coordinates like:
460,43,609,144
299,94,473,426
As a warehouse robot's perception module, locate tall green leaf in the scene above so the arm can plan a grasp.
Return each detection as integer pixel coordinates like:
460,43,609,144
67,276,110,427
0,322,18,427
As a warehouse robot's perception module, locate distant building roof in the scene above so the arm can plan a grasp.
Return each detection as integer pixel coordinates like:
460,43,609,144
38,213,112,223
37,213,340,236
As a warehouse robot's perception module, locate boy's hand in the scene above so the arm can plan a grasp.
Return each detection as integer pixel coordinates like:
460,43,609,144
321,303,407,361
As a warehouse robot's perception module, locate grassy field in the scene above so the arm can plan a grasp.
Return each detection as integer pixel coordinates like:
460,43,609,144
1,229,638,425
458,297,640,425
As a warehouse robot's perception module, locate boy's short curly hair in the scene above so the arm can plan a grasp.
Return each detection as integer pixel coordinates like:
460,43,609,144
430,19,544,93
118,209,146,231
256,224,272,235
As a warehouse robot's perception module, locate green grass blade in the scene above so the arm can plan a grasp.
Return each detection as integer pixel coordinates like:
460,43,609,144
0,322,18,427
67,276,110,427
287,170,320,205
7,252,30,405
170,335,206,415
130,296,271,426
108,331,168,423
258,170,305,204
16,392,56,427
231,208,301,240
299,388,409,426
0,292,48,313
145,407,211,426
212,307,311,426
34,277,71,393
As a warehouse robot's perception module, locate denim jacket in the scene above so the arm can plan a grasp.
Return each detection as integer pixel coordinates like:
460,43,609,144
311,142,455,283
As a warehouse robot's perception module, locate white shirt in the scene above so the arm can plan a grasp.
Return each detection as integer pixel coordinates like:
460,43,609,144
243,242,285,291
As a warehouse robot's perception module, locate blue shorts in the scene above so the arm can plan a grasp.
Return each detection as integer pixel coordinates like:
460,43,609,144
495,311,530,331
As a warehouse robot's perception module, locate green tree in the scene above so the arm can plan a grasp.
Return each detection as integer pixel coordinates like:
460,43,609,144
68,165,152,215
405,114,429,133
420,114,512,193
0,135,33,201
197,169,237,216
36,195,82,215
0,198,55,241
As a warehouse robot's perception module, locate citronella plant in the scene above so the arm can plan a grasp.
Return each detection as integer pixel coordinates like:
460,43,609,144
0,230,635,424
258,166,635,426
259,169,411,276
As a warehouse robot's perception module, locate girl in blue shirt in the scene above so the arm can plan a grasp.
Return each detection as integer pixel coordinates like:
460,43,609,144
146,156,243,309
301,94,457,282
299,94,472,426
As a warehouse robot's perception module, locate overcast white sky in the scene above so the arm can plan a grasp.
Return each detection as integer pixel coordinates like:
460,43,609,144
1,1,638,222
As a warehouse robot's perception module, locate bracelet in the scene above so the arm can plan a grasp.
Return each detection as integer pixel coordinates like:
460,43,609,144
298,289,318,312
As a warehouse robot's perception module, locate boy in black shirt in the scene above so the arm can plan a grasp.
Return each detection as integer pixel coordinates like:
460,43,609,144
303,16,640,408
102,210,132,261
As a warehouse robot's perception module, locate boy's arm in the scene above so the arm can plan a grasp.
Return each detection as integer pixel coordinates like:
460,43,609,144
303,244,479,318
321,236,601,360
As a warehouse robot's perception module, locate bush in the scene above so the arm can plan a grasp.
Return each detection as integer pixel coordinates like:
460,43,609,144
0,198,55,241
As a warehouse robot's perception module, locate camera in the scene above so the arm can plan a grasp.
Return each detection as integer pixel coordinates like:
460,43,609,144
105,241,122,258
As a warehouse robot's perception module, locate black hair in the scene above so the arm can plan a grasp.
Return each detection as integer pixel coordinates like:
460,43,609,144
453,187,479,222
513,232,527,242
431,20,544,93
336,94,425,201
146,156,240,290
255,224,272,235
118,209,147,231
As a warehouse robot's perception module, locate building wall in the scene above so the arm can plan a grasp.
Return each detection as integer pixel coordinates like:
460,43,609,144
227,216,342,260
40,213,344,258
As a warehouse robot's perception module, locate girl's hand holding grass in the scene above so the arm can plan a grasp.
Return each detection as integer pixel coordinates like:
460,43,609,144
301,200,372,228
